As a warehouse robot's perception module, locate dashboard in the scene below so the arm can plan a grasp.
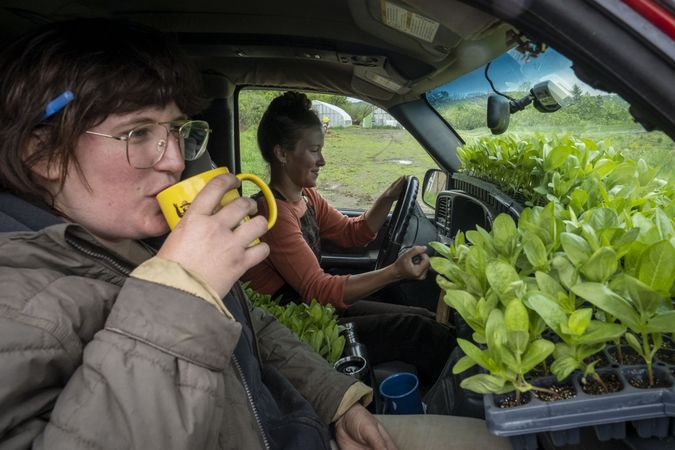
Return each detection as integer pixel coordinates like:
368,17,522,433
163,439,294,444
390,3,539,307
433,173,524,240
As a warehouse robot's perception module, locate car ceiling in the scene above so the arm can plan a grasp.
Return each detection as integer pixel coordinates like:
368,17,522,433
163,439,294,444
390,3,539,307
1,0,674,139
0,0,512,107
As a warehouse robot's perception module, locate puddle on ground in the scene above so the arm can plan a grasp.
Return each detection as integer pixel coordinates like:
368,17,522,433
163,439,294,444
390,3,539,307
386,159,413,165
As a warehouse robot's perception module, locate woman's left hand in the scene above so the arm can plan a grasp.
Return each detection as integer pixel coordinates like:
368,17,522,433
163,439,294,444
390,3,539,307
365,176,409,234
334,403,398,450
381,176,408,202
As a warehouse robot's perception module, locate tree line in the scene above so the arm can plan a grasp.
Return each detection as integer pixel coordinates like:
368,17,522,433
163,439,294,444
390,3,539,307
430,85,635,131
238,90,372,132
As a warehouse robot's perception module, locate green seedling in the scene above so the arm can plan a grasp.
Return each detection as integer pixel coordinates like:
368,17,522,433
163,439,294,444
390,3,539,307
243,283,346,364
561,207,645,361
453,300,555,402
570,208,674,386
573,263,675,387
525,290,625,389
437,134,673,399
457,135,672,217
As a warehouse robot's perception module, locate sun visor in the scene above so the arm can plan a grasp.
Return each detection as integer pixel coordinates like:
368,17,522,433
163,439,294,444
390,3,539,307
348,0,455,62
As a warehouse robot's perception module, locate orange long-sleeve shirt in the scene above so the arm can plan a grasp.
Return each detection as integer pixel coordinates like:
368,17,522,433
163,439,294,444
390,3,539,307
242,188,375,308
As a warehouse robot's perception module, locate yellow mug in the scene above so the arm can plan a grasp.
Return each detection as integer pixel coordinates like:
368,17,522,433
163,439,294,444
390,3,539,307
156,167,277,239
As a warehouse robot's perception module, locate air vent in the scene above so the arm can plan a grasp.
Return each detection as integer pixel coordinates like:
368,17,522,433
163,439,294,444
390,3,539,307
434,190,494,239
435,193,452,236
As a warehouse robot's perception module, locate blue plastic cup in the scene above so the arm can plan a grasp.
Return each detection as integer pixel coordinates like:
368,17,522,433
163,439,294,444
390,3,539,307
378,372,424,415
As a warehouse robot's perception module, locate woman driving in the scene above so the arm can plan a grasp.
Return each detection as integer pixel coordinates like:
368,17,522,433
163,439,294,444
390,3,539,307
242,91,455,389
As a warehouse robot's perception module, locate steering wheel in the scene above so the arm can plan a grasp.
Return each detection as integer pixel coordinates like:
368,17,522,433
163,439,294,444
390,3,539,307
374,176,419,270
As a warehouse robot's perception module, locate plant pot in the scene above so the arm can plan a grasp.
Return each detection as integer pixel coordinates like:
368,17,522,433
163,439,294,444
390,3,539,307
482,347,675,449
624,366,673,389
525,357,555,380
656,348,675,366
607,345,644,365
661,335,675,350
579,370,623,396
583,351,611,370
531,377,577,402
493,390,532,409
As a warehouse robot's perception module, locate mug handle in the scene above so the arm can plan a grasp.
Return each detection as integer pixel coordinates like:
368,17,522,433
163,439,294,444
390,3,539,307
236,173,277,229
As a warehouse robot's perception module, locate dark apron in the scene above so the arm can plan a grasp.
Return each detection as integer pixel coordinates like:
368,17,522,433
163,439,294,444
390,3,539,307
255,189,321,305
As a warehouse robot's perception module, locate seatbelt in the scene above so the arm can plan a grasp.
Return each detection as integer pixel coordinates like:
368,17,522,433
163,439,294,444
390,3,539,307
0,192,63,232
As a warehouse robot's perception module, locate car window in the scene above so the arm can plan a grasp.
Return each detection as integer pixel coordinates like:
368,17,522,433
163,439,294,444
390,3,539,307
426,48,674,180
238,89,439,212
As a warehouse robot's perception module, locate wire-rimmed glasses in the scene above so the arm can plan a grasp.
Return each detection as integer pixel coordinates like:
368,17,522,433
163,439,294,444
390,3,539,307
85,120,211,168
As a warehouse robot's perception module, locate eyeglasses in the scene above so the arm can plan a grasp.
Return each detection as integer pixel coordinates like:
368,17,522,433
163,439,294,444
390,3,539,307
85,120,211,169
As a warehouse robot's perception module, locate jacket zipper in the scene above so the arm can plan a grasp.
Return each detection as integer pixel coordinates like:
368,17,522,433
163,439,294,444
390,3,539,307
66,237,133,276
232,354,271,450
233,284,264,366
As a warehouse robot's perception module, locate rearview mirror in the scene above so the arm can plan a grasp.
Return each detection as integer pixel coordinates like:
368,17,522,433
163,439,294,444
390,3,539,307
487,80,573,134
487,95,510,135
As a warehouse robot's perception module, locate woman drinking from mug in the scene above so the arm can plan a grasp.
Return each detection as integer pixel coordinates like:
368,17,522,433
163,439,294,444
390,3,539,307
0,21,389,449
242,91,455,390
0,19,510,450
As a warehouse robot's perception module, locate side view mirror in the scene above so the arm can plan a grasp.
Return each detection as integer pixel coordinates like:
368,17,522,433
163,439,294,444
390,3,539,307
422,169,448,208
487,80,573,135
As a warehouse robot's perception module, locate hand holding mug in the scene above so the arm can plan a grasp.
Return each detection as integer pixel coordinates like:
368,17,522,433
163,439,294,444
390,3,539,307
156,168,276,297
156,167,276,233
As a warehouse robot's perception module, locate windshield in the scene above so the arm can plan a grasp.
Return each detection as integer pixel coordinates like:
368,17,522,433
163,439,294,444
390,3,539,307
426,47,674,179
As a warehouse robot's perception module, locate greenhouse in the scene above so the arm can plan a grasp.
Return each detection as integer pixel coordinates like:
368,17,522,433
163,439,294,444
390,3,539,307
311,100,352,128
363,106,401,128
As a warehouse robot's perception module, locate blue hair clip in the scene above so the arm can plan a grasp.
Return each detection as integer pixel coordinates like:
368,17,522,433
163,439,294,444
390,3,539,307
42,90,75,120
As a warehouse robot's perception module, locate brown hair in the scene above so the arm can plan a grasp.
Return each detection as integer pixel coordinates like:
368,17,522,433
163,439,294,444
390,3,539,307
257,91,322,164
0,19,207,206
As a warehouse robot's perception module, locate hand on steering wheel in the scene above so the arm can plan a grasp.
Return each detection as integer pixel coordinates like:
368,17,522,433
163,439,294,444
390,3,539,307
374,176,419,270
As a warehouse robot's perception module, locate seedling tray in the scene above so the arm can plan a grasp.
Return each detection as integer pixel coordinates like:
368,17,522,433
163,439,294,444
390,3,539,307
483,346,675,449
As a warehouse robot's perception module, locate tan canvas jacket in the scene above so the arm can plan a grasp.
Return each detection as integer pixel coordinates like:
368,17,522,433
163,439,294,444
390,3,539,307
0,223,364,449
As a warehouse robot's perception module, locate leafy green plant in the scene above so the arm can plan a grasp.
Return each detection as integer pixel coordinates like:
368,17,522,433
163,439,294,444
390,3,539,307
433,131,675,404
572,243,675,386
430,214,548,345
432,206,621,390
452,300,555,401
525,288,625,388
558,202,675,386
457,135,541,201
243,283,346,364
559,206,645,357
457,135,673,216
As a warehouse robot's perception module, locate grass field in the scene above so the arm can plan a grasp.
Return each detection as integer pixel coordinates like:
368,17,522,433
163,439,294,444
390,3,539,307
239,126,674,211
240,127,436,209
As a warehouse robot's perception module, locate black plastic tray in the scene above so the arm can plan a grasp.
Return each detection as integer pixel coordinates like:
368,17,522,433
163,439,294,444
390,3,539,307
450,172,525,219
482,346,675,449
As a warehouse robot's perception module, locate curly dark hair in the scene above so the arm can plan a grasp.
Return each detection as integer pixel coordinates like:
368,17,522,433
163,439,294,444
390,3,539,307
0,18,207,206
257,91,322,164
